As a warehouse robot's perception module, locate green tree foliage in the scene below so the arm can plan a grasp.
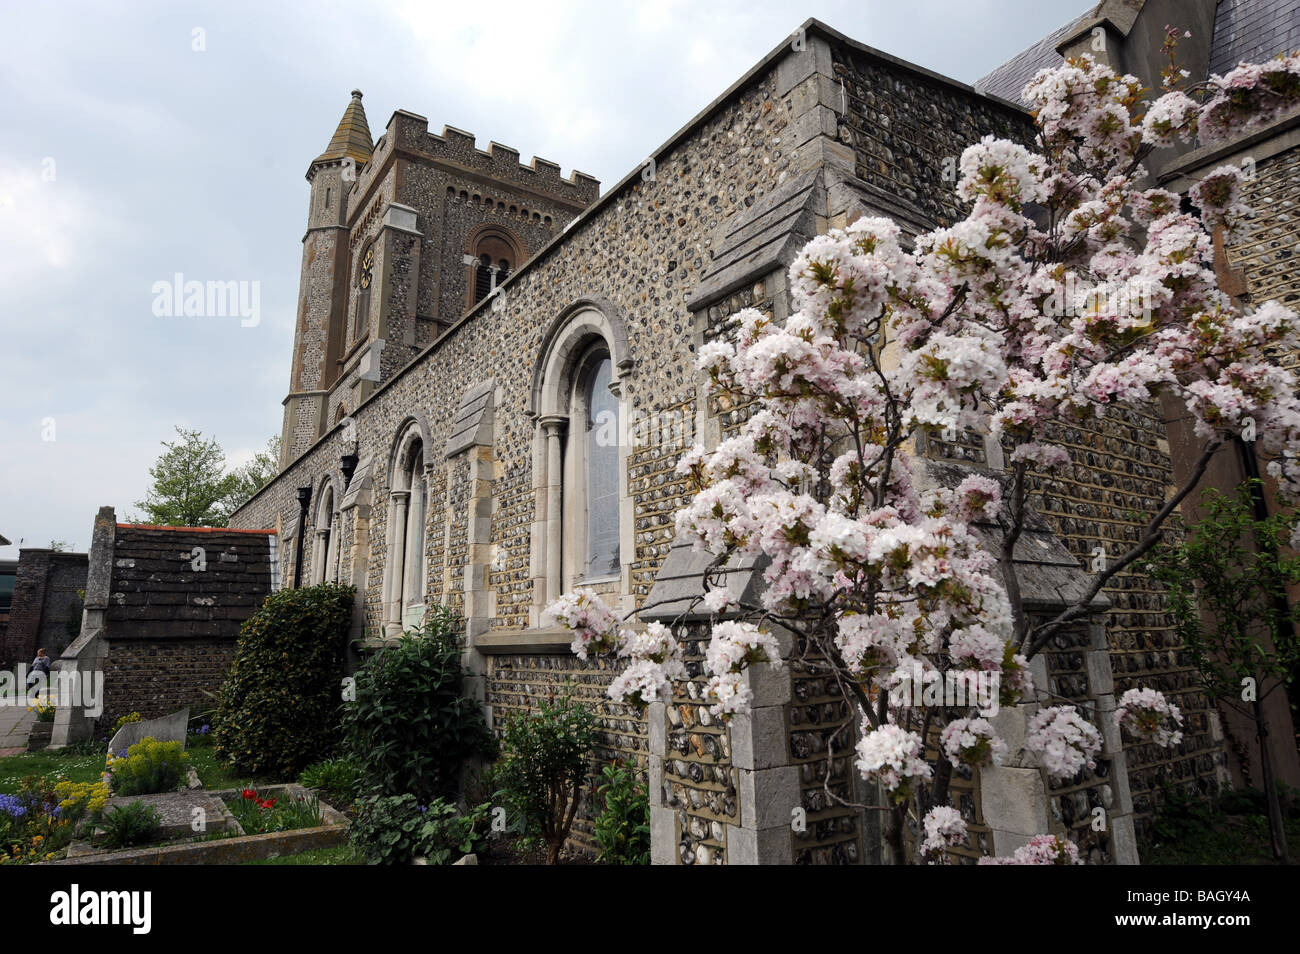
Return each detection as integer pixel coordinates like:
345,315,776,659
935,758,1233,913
135,428,279,527
224,435,282,518
492,697,599,864
213,582,354,778
1144,479,1300,863
135,427,240,527
341,609,495,803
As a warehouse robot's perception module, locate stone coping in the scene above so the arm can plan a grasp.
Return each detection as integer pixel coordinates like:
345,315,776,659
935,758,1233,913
474,629,574,654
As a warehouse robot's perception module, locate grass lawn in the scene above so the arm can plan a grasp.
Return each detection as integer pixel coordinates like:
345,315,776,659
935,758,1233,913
186,746,273,791
0,747,108,793
242,843,362,865
0,743,288,795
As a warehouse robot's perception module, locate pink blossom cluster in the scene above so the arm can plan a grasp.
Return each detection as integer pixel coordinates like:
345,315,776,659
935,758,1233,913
1026,706,1104,780
941,717,1008,768
703,621,783,716
854,721,932,794
543,588,620,660
920,805,968,862
1115,687,1184,747
977,834,1083,865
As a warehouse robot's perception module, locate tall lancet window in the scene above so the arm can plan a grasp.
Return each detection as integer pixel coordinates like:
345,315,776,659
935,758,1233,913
311,482,341,585
383,422,429,637
530,302,629,625
402,450,427,614
581,353,620,579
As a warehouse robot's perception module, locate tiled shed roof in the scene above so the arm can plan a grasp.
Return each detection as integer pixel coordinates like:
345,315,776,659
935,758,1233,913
105,525,276,640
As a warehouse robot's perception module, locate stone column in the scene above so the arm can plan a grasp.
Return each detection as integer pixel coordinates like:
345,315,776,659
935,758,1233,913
312,528,329,584
540,416,566,604
384,490,409,639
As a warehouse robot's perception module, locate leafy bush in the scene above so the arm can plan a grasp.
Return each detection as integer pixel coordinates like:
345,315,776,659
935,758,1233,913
492,697,599,864
1150,782,1215,844
98,801,161,849
213,582,354,778
299,757,366,807
108,737,189,796
1219,783,1300,819
341,610,494,802
348,793,490,865
593,761,650,865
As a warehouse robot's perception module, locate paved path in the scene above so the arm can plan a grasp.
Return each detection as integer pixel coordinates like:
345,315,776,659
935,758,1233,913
0,692,35,756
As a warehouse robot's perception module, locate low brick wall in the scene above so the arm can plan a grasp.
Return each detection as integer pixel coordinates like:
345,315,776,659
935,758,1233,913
100,637,239,736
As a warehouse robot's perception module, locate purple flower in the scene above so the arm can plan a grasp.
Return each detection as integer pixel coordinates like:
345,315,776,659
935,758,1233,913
0,795,27,819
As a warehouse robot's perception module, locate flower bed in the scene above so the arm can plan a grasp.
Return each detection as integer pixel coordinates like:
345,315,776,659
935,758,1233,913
44,785,348,865
226,787,322,834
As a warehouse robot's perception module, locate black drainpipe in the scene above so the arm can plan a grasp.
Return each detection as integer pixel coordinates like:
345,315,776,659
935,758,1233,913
293,485,312,588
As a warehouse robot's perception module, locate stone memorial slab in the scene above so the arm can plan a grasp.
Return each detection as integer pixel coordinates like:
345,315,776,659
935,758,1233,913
108,707,189,756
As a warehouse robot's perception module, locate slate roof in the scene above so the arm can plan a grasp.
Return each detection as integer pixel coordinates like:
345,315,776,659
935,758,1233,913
978,0,1300,104
975,8,1097,103
105,525,277,640
1209,0,1300,75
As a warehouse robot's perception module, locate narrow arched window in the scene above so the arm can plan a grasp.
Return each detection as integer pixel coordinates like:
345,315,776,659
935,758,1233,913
474,253,494,304
311,483,340,585
530,304,628,623
581,354,619,579
382,425,429,637
402,448,427,611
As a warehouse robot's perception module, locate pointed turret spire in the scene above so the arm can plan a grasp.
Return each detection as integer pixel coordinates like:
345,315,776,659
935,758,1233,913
313,89,373,167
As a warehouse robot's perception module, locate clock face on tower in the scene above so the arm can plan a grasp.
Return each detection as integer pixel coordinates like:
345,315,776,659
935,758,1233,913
359,245,375,290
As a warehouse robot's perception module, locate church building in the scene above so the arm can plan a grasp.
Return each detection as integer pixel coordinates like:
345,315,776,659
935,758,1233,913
230,4,1300,863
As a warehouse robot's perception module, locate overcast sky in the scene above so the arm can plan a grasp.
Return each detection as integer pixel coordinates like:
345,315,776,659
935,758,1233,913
0,0,1087,555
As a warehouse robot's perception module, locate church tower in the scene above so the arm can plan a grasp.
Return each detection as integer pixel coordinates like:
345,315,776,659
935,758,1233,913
280,90,373,467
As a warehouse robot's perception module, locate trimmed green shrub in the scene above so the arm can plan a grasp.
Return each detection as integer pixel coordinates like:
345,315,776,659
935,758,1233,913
98,801,161,849
213,582,354,778
349,794,491,865
492,697,599,864
593,760,650,865
341,609,494,802
108,737,189,796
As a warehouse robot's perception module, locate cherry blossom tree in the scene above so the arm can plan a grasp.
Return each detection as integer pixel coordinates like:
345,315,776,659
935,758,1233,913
548,35,1300,863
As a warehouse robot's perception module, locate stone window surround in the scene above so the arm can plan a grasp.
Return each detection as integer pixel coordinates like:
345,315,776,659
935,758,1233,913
382,416,433,638
462,223,526,313
309,477,341,585
528,299,635,625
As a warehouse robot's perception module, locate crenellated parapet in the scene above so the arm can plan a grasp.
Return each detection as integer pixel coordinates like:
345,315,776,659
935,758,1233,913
366,110,599,209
